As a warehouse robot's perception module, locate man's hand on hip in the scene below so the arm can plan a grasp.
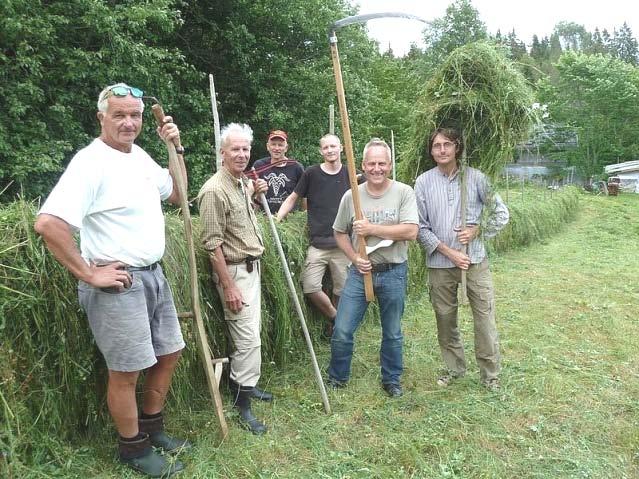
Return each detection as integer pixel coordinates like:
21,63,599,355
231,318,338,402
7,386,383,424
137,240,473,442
87,261,132,290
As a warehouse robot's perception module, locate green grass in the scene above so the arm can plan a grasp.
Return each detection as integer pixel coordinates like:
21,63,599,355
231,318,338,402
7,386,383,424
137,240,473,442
5,191,639,478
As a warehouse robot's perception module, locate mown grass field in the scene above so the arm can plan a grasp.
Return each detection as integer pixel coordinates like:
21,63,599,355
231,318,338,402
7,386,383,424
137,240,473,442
4,192,639,478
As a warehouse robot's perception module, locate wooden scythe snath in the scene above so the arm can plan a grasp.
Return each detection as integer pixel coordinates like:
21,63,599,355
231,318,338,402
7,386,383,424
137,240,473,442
328,12,426,302
151,102,229,440
251,177,331,414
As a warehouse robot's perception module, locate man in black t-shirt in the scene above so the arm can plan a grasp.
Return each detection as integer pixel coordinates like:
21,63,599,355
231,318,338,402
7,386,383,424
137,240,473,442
252,129,304,214
276,134,352,336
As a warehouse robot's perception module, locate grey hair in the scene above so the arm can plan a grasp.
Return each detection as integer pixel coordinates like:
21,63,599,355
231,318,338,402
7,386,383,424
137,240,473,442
362,137,391,162
319,133,341,146
220,123,254,147
97,82,144,113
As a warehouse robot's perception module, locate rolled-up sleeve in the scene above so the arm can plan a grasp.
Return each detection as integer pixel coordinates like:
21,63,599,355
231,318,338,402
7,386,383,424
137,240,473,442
482,192,509,238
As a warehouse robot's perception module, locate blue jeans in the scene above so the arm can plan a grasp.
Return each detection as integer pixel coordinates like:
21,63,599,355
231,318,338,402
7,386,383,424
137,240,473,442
328,262,407,385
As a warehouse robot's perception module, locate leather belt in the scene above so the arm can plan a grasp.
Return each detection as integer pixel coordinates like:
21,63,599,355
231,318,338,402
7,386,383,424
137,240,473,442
127,262,159,271
370,262,400,273
228,256,259,273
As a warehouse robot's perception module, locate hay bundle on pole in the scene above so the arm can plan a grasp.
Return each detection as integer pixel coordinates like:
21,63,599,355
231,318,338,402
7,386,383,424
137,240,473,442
400,41,536,181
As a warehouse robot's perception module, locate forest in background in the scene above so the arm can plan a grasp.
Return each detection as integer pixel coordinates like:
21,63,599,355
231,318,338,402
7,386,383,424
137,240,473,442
2,0,639,201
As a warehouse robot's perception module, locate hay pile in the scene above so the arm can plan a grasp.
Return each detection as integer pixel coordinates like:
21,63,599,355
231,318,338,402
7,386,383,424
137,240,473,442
400,41,536,181
0,201,317,456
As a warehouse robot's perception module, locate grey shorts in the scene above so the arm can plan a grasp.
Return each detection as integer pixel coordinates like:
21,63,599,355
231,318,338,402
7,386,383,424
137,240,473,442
78,264,185,372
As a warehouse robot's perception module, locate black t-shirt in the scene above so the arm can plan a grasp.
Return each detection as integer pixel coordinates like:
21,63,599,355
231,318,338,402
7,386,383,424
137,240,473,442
294,164,353,249
253,157,304,213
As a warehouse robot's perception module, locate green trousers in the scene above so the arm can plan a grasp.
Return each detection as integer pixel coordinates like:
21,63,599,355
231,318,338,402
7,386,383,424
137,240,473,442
428,260,501,382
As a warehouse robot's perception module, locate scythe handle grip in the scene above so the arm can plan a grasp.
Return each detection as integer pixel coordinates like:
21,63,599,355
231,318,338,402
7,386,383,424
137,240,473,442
151,104,167,127
150,103,187,198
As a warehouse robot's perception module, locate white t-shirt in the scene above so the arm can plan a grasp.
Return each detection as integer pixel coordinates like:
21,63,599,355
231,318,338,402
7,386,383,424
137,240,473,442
39,138,173,266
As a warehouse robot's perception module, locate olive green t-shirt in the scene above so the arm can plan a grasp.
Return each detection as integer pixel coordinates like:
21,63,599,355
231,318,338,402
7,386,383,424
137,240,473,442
333,180,418,264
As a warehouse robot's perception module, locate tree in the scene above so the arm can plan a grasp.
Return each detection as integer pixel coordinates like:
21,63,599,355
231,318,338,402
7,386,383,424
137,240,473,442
0,0,392,200
0,0,209,200
612,22,638,65
588,28,608,55
549,32,563,61
554,21,591,51
505,29,527,60
538,52,639,177
421,0,488,66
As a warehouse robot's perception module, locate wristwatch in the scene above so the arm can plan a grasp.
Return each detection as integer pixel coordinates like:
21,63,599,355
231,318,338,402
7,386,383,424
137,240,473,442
175,145,185,155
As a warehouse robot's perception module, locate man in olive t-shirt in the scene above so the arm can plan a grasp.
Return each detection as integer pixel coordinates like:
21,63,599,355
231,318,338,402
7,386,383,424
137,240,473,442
327,138,418,398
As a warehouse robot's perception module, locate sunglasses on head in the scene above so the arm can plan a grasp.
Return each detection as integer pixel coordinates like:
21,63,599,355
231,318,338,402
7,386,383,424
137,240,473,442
108,85,144,98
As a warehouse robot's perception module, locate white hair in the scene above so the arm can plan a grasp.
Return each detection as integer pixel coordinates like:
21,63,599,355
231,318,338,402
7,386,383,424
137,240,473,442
362,137,391,163
220,123,254,147
97,82,144,113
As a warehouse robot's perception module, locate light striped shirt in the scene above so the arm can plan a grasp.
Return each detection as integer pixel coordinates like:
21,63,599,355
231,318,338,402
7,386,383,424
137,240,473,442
414,166,509,268
198,167,264,263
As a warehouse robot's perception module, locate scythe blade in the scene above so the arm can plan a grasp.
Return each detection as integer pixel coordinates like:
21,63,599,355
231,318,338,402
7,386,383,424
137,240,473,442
330,12,426,36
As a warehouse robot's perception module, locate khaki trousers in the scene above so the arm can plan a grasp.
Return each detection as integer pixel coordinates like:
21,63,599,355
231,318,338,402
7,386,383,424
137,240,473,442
213,262,262,387
428,260,500,382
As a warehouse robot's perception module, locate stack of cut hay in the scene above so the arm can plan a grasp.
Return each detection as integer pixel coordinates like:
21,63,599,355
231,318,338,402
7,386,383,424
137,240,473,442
400,41,536,181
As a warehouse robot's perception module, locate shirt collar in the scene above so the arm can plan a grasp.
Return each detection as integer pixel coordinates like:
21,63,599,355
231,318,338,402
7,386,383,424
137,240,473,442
220,166,246,188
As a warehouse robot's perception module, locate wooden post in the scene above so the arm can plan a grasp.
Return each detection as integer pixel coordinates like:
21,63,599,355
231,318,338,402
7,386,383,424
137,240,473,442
329,104,335,135
329,31,374,302
209,74,222,171
391,130,396,181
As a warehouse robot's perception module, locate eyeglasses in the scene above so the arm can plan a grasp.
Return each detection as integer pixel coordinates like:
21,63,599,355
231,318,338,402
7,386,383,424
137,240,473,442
108,86,144,98
432,141,456,151
99,85,144,104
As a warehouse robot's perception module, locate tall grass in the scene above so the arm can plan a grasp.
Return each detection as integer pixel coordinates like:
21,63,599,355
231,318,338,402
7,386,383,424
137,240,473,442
490,185,581,253
0,202,318,462
0,188,580,472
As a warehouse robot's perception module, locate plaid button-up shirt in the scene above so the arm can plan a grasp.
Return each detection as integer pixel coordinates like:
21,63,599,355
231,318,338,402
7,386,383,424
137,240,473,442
198,167,264,263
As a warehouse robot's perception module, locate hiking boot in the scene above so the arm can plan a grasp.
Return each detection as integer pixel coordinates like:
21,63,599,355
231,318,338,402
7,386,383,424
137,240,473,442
382,383,403,398
119,434,184,477
436,371,464,387
482,378,500,391
139,414,192,453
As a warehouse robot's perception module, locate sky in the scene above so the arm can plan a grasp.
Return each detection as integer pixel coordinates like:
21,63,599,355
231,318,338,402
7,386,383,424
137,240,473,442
355,0,639,56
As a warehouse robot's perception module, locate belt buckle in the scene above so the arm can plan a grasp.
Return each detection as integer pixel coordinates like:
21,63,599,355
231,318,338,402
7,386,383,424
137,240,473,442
245,257,254,273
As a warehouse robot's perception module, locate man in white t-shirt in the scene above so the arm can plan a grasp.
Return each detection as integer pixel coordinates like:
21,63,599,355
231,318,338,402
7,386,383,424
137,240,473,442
34,83,189,477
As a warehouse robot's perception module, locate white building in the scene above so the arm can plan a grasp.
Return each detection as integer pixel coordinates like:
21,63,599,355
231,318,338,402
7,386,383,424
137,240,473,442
604,161,639,193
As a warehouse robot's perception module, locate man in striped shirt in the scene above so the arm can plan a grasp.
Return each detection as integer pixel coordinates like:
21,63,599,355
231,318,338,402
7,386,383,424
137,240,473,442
414,127,509,391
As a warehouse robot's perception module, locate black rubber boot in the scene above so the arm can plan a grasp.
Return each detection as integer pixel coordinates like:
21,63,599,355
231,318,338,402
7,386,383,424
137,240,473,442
118,433,184,477
139,413,192,453
229,380,268,435
250,386,274,402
